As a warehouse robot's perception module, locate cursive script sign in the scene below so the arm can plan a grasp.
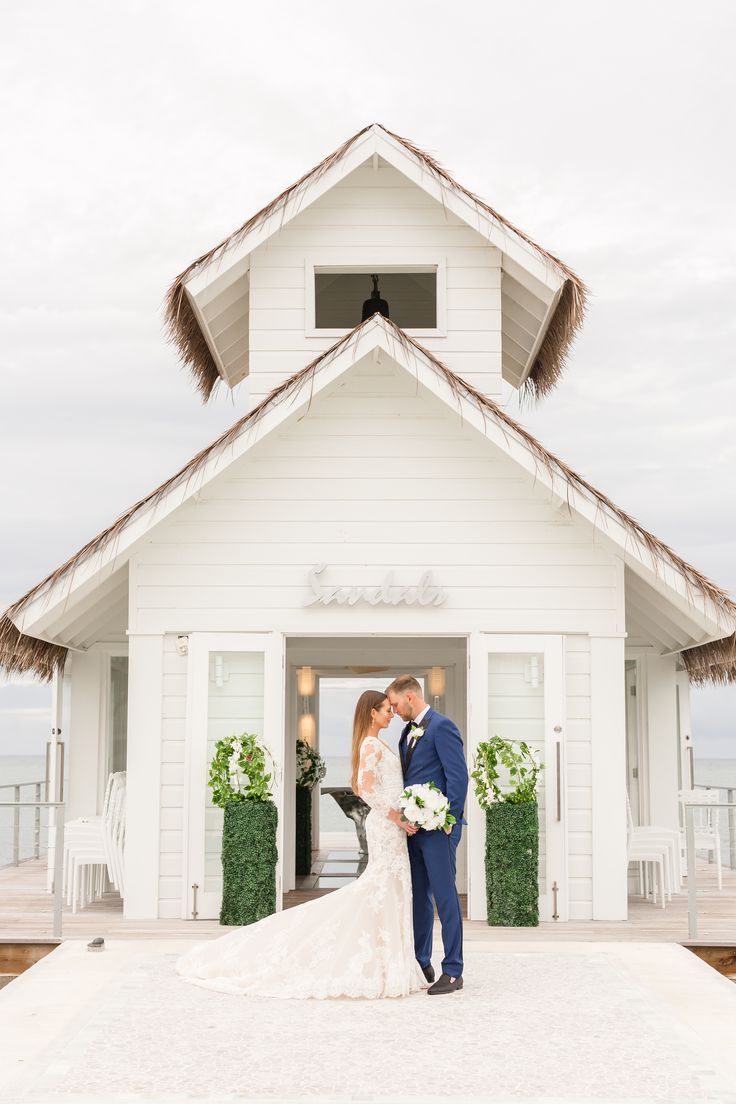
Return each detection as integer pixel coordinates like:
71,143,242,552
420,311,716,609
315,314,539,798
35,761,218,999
305,564,447,608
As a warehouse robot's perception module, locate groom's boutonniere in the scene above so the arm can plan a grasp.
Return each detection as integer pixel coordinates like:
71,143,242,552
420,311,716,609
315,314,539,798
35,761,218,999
408,722,424,743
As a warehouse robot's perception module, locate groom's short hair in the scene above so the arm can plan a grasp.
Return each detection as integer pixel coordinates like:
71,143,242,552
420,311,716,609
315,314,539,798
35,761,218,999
385,674,422,696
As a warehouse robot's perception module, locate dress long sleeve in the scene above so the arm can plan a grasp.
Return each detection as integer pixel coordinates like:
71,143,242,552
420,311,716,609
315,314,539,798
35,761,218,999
357,738,395,818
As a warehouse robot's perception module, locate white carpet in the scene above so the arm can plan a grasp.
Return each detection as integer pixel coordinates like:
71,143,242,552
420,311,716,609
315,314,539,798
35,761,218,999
13,945,736,1103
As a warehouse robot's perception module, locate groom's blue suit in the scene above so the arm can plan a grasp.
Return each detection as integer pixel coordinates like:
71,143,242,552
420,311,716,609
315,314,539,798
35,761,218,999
400,708,468,978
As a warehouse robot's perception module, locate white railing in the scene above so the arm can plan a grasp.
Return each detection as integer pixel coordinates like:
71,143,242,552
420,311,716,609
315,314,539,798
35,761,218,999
683,799,736,939
0,779,45,865
0,799,65,937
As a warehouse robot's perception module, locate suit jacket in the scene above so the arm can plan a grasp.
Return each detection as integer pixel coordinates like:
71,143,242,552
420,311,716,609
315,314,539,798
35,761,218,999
400,708,468,825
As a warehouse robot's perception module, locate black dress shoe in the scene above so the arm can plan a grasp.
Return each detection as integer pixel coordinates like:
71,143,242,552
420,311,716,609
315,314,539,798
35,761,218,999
427,972,463,995
421,963,435,983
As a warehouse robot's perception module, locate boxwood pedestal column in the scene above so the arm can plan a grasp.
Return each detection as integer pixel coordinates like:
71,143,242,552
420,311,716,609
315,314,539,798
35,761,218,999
220,800,278,926
485,803,539,926
295,785,312,876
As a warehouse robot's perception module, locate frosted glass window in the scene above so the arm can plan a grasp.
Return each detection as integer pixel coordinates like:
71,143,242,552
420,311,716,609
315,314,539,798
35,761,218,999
204,651,265,894
488,653,546,890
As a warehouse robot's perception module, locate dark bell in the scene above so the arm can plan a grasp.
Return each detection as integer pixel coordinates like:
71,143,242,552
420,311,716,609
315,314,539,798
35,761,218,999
361,274,390,321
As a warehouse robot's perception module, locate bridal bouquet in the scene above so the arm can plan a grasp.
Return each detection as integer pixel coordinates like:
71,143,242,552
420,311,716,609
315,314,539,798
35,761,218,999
398,782,456,832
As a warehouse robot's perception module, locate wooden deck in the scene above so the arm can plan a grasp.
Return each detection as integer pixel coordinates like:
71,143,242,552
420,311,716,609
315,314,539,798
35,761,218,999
1,856,734,942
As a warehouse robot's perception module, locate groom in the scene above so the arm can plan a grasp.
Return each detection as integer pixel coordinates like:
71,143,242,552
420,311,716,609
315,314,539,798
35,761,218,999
385,675,468,995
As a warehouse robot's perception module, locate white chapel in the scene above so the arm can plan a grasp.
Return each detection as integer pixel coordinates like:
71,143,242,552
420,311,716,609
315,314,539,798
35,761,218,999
2,123,735,925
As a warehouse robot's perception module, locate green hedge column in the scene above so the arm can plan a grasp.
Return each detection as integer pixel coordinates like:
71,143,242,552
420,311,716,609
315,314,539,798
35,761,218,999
295,785,312,876
485,802,539,926
220,800,278,926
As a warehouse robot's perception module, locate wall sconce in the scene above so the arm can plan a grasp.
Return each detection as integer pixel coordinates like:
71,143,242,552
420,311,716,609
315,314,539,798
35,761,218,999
297,666,316,697
297,666,316,746
523,656,542,690
427,666,445,710
298,713,316,745
213,654,230,688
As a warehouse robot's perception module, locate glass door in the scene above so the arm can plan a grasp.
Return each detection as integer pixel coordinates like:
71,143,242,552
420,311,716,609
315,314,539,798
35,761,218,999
468,635,566,922
184,633,283,920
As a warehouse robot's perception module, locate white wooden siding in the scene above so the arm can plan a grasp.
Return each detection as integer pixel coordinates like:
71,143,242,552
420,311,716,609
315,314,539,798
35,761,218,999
565,636,593,918
247,162,503,404
131,361,620,639
158,634,187,919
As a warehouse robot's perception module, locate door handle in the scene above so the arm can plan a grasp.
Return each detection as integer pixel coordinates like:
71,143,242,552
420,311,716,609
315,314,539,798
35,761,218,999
556,742,561,822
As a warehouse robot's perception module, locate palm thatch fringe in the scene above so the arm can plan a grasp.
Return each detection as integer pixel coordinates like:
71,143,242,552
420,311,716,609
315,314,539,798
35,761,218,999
3,315,734,683
681,634,736,686
0,616,67,682
164,123,587,402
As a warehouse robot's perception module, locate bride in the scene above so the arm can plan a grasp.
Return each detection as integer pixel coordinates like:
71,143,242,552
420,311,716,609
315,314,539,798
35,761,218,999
177,690,426,999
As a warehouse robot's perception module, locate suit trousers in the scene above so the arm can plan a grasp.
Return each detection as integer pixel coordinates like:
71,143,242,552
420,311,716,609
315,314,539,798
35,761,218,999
408,824,463,977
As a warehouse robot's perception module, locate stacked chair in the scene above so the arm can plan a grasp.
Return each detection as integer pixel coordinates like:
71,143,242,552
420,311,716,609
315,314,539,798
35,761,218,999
626,790,682,908
63,771,126,913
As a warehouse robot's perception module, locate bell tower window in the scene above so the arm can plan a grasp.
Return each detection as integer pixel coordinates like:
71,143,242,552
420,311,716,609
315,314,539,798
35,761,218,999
311,266,440,333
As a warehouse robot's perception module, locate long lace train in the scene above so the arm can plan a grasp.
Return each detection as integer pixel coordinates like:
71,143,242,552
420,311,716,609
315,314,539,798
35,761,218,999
177,737,425,1000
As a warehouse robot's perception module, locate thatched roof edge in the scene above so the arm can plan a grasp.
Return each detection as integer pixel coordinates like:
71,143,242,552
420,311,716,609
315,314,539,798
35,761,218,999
0,616,68,683
164,123,587,402
681,634,736,686
4,315,734,684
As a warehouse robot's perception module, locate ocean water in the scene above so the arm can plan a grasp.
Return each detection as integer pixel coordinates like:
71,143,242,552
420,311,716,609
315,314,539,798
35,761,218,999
319,755,354,835
0,755,47,867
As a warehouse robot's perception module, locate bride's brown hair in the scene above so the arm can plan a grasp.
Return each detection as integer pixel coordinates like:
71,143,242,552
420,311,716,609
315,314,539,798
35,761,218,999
350,690,389,794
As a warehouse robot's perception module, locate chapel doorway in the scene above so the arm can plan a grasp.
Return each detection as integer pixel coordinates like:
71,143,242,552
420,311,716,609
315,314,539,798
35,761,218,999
282,637,468,906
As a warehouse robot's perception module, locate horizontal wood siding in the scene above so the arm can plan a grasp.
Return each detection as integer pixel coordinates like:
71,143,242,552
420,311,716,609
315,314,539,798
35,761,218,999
131,361,620,644
566,636,593,918
158,634,187,919
248,162,502,403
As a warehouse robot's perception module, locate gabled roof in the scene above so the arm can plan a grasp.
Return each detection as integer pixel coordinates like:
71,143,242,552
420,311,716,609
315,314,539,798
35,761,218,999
3,316,735,684
165,123,587,401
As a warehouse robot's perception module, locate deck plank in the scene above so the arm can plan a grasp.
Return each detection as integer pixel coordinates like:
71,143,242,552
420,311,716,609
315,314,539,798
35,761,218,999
1,856,734,942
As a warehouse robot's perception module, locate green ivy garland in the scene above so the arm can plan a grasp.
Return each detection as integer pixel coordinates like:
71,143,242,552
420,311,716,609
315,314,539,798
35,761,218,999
471,736,542,807
208,732,274,807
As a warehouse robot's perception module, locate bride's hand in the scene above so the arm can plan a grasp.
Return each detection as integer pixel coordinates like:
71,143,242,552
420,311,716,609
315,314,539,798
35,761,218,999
389,808,417,835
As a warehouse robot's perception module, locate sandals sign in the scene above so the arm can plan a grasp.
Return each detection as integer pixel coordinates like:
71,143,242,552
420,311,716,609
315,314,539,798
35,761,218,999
304,564,447,608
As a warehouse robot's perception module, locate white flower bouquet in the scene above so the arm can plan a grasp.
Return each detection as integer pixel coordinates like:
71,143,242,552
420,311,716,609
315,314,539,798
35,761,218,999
398,782,456,832
295,738,327,791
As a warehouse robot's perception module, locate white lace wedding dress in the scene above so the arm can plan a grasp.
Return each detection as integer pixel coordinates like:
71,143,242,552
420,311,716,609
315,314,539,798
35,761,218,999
177,736,426,999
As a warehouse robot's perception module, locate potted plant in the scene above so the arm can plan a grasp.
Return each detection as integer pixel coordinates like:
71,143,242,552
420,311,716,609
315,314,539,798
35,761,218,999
471,736,543,926
295,739,327,876
208,732,278,926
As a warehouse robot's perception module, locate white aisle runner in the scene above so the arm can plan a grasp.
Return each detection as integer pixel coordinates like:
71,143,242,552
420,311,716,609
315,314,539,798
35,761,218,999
2,940,736,1103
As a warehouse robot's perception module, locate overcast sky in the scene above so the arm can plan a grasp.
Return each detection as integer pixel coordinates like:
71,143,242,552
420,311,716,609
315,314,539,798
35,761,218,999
1,0,734,763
